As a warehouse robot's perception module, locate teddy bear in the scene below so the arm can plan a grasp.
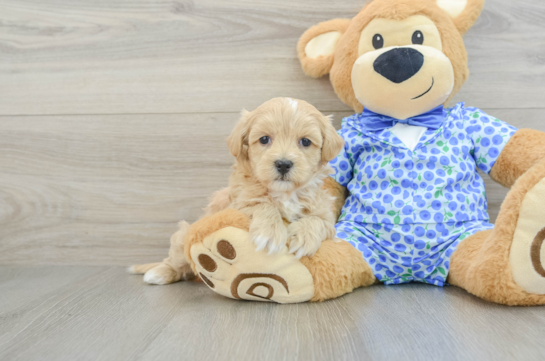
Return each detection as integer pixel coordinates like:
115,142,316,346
133,0,545,305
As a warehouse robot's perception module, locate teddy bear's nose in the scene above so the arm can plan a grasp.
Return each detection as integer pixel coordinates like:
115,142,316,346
373,47,424,84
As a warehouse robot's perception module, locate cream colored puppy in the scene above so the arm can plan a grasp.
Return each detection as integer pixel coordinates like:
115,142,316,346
130,98,344,284
228,97,343,257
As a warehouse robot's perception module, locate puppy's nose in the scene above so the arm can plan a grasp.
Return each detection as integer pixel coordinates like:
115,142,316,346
373,47,424,83
275,159,293,175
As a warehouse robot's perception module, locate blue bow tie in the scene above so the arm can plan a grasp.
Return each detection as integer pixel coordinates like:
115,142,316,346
356,105,445,132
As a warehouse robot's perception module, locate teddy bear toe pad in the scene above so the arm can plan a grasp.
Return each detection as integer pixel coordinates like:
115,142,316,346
190,226,314,303
510,178,545,294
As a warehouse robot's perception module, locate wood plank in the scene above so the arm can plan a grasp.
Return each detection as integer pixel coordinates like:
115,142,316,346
0,112,237,265
0,109,542,266
0,0,544,115
1,266,544,361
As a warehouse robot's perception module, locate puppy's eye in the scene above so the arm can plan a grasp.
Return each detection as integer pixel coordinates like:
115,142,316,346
372,34,384,49
259,136,270,145
300,138,312,147
412,30,424,45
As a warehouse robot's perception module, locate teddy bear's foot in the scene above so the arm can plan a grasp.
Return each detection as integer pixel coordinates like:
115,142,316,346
449,159,545,305
189,226,315,303
509,177,545,295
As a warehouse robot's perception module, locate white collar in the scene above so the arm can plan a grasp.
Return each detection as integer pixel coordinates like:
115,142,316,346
388,123,428,151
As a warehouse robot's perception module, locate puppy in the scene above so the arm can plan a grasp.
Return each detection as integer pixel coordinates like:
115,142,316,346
226,97,344,257
129,97,344,284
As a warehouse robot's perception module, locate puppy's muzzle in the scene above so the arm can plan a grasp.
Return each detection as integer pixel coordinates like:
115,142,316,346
373,47,424,83
275,159,293,176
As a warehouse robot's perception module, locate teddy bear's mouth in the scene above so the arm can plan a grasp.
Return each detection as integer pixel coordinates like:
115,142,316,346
411,77,434,100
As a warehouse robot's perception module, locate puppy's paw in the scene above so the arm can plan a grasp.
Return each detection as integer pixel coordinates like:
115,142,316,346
144,268,172,285
250,220,288,254
287,221,324,259
143,263,194,285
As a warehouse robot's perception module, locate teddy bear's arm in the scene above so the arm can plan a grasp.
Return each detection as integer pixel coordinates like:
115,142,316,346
323,177,348,220
490,129,545,188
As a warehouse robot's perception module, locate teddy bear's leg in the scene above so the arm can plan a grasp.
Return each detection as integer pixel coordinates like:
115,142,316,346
299,239,377,302
448,159,545,305
185,209,375,303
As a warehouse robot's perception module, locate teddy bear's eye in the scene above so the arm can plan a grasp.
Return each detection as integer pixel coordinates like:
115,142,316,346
412,30,424,45
372,34,384,49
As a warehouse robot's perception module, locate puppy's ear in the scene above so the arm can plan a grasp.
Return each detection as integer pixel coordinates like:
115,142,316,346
227,109,251,159
320,115,344,163
435,0,485,35
297,18,351,78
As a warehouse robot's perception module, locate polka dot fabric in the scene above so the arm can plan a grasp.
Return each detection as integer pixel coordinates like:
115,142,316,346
330,103,518,286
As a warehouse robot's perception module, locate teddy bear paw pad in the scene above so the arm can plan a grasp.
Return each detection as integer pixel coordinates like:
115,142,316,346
190,226,314,303
510,178,545,294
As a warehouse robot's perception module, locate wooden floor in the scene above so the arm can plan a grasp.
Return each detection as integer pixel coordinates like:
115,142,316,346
0,265,544,361
1,0,545,360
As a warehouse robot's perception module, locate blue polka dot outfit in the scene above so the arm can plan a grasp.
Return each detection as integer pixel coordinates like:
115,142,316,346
330,103,518,286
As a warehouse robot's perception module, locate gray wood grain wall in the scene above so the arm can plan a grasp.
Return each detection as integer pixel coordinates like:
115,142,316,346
1,0,544,265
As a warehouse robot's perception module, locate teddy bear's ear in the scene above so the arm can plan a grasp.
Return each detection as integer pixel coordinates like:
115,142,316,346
435,0,485,35
297,19,351,78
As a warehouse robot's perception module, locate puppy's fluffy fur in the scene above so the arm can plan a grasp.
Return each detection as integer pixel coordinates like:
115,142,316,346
130,97,344,283
225,97,344,257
